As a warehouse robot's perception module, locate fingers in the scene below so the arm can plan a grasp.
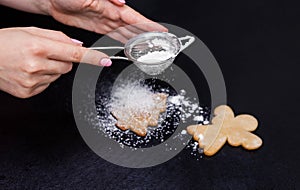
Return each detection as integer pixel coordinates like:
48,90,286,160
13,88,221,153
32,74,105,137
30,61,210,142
115,25,141,40
18,83,51,98
16,72,61,89
132,21,168,33
39,60,73,75
124,25,145,36
105,20,165,44
40,74,61,85
120,5,168,32
0,74,59,99
74,47,112,66
20,74,61,98
29,84,50,97
98,3,167,43
21,27,80,45
109,0,126,6
107,25,140,44
43,39,112,66
103,5,168,43
107,31,128,44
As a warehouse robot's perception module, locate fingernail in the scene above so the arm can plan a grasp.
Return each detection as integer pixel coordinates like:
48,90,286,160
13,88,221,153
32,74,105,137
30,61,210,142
119,0,126,3
100,58,112,66
71,38,83,46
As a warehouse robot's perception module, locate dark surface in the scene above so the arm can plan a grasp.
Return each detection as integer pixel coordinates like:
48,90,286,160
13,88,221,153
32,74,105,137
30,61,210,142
1,0,300,189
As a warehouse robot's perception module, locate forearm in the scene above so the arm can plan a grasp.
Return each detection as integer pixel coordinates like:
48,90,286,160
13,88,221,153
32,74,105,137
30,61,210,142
0,0,50,15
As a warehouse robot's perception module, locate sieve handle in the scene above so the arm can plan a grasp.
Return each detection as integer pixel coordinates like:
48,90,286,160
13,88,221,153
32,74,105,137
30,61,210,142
88,46,124,50
178,36,195,52
88,46,129,61
109,56,129,60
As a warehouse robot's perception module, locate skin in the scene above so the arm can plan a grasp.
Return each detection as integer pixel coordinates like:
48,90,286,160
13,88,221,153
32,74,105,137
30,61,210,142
0,0,167,98
48,0,167,42
0,27,111,98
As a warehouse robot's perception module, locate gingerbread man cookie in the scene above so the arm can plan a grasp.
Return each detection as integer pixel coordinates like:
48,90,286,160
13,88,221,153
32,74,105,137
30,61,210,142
111,93,168,136
187,105,263,156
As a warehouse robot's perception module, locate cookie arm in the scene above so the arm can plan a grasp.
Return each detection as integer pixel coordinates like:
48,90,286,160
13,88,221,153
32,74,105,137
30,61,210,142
205,133,227,156
242,132,263,150
233,115,258,131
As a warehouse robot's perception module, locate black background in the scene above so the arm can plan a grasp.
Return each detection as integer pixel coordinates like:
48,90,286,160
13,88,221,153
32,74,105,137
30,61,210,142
1,0,300,189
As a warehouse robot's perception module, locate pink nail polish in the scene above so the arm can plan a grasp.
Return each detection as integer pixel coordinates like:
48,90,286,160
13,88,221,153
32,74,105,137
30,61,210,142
71,38,83,45
119,0,126,3
100,58,112,66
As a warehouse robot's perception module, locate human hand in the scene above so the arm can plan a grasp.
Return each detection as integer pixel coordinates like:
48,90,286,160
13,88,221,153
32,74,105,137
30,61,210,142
0,27,111,98
47,0,168,43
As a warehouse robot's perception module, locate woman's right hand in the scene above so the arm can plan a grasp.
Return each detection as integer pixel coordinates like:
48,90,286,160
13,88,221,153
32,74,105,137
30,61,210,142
0,27,111,98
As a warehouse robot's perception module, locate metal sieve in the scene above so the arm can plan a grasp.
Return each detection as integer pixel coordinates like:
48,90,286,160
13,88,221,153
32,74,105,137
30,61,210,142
90,32,195,75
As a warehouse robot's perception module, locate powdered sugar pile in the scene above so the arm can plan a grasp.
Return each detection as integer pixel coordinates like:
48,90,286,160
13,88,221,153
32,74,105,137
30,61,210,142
137,51,174,64
136,38,175,64
109,82,158,113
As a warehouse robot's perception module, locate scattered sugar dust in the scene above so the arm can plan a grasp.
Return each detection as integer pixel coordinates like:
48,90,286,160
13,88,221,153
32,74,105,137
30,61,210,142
92,78,210,158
